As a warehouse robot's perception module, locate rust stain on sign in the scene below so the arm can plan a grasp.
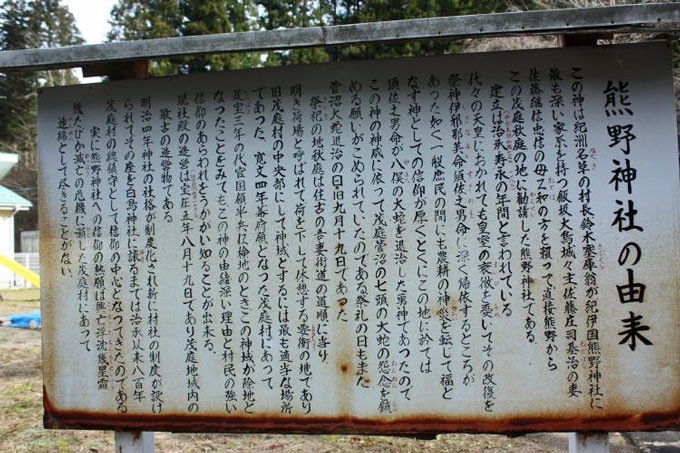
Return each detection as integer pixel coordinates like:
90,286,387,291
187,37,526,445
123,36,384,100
42,388,680,434
38,42,680,434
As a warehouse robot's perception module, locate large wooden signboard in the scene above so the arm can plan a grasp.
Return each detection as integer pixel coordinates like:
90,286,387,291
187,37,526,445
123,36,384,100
38,42,680,434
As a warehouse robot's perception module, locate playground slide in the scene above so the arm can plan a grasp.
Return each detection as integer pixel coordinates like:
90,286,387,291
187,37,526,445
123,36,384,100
0,254,40,288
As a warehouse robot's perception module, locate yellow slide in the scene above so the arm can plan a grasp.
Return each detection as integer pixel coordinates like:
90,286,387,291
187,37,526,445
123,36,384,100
0,254,40,288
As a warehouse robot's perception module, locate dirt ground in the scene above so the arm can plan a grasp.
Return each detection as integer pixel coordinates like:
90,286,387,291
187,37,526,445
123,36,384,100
0,289,639,452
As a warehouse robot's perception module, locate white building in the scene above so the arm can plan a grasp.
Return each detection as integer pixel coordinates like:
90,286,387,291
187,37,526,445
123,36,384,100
0,153,32,288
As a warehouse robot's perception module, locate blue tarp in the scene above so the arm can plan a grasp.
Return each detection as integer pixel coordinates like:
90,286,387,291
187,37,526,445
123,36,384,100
1,310,41,329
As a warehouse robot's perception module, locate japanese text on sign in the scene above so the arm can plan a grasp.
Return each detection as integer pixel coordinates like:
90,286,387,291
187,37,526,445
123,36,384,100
38,42,680,434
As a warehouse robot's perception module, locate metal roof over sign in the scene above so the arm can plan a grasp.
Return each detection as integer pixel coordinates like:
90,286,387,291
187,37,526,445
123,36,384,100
38,41,680,435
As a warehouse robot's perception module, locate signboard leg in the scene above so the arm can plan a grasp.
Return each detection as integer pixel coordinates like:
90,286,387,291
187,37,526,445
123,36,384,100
569,432,609,453
114,431,154,452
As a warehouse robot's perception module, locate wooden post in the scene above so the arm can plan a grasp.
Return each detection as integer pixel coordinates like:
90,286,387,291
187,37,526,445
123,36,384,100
98,61,151,452
569,432,609,453
115,431,154,453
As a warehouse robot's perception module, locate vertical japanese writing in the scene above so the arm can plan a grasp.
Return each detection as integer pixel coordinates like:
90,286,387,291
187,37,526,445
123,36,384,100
73,102,91,353
194,92,217,367
213,90,236,413
510,70,534,346
123,98,146,406
550,68,578,385
491,81,513,319
157,102,174,414
471,72,493,411
104,99,126,412
310,92,330,363
449,73,474,389
527,68,544,350
160,106,174,223
177,93,199,413
388,76,411,403
567,68,587,401
572,68,598,404
56,114,72,277
408,76,433,379
369,78,392,412
481,76,499,413
290,83,313,414
606,80,651,356
140,96,162,413
429,74,453,400
252,86,274,394
349,79,370,389
272,85,294,414
330,80,349,329
89,115,107,391
233,88,255,413
529,68,557,372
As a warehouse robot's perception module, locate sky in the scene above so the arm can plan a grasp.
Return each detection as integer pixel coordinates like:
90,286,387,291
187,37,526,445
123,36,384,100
62,0,117,45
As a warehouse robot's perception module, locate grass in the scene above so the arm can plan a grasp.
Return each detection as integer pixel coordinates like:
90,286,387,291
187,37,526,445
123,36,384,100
0,288,637,452
0,288,40,302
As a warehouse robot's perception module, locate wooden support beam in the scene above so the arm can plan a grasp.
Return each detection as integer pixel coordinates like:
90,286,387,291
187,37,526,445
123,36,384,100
0,4,678,72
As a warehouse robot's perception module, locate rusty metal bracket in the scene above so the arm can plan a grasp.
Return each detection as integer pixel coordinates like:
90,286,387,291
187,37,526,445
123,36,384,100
82,60,148,81
559,32,613,46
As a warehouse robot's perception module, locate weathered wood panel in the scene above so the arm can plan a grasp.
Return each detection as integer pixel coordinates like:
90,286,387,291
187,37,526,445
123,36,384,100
2,4,679,72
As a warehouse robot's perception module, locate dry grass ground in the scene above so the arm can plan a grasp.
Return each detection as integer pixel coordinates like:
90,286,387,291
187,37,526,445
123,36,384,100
0,289,638,452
